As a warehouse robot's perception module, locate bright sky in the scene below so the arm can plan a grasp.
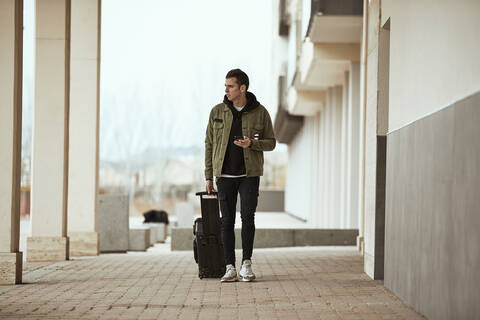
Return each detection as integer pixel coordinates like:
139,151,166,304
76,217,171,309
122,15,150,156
100,0,277,163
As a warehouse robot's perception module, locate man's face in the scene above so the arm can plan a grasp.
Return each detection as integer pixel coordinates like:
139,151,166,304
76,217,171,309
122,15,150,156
225,77,245,101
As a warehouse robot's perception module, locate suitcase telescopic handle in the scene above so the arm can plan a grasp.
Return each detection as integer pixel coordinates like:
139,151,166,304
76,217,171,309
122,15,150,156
195,191,218,199
195,191,218,196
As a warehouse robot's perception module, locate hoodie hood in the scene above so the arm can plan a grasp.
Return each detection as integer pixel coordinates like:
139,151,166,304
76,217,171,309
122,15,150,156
223,91,260,113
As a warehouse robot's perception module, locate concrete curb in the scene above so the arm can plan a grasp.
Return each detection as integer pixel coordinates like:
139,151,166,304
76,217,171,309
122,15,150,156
171,228,358,251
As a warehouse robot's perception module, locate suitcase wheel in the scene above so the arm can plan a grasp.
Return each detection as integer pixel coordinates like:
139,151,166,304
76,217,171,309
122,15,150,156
193,239,198,264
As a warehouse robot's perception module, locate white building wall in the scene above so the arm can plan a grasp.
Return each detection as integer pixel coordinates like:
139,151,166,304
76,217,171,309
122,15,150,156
374,1,480,316
272,0,289,114
382,0,480,132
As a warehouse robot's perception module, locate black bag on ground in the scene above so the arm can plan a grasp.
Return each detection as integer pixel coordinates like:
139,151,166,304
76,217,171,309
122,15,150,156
193,192,225,279
143,209,169,224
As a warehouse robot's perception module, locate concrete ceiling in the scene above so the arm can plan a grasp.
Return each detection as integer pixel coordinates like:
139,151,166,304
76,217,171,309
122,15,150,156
299,42,360,88
309,15,362,43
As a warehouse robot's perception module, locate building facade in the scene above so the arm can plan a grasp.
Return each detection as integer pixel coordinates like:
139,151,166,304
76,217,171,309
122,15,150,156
275,0,363,230
1,0,479,318
275,0,480,318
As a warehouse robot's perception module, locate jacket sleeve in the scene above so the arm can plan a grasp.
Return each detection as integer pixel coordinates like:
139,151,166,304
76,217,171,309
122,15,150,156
250,109,276,152
204,109,214,180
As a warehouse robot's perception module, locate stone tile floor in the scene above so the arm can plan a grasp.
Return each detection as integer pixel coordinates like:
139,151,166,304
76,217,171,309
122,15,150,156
0,244,424,319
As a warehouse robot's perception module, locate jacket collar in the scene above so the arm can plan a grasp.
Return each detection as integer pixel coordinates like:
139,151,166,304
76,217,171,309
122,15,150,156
222,91,260,113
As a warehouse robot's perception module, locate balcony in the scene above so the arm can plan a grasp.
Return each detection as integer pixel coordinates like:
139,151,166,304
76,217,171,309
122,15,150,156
274,75,305,143
287,72,327,116
299,40,360,88
305,0,363,40
274,105,304,144
284,0,362,116
299,0,362,87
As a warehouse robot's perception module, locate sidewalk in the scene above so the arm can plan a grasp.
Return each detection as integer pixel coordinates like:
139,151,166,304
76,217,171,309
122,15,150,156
0,243,424,319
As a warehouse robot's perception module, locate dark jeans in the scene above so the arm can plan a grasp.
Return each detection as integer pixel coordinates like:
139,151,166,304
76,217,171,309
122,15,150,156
216,176,260,267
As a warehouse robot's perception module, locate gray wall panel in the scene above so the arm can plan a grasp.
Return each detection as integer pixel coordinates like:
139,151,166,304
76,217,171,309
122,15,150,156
450,93,480,318
385,91,480,319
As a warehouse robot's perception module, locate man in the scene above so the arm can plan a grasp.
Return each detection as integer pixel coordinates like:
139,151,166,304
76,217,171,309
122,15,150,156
204,69,276,282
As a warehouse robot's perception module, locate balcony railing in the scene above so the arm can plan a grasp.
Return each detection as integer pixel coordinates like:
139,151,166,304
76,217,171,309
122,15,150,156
279,0,289,36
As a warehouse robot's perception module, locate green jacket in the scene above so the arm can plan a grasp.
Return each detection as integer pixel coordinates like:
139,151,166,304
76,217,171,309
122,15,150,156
205,102,276,180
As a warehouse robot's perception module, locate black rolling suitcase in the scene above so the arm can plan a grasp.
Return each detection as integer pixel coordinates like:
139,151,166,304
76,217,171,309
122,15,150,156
193,192,225,279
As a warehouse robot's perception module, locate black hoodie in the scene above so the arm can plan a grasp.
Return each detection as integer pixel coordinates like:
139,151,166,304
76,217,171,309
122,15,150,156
221,92,260,176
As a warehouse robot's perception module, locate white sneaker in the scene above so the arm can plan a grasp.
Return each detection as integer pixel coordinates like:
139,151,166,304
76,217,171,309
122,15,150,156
220,264,238,282
239,259,256,282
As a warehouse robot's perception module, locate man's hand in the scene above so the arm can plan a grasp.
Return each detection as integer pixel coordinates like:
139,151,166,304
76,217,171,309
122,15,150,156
206,180,216,194
234,136,252,149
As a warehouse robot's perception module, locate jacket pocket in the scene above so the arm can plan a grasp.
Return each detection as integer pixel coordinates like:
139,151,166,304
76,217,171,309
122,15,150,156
251,125,263,139
251,149,263,169
213,122,224,129
213,122,224,147
213,122,224,138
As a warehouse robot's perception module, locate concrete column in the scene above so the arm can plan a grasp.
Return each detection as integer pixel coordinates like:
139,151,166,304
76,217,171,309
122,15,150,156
323,89,333,226
364,0,389,280
67,0,101,257
330,86,343,227
311,111,321,227
346,62,361,230
339,72,350,228
0,0,23,285
318,108,327,226
321,86,344,227
357,0,369,254
27,0,71,262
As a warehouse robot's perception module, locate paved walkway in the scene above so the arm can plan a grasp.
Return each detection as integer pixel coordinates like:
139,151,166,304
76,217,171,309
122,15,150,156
0,244,424,319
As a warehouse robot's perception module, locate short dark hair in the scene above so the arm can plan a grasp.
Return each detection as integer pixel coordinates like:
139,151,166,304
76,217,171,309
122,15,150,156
226,69,249,90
